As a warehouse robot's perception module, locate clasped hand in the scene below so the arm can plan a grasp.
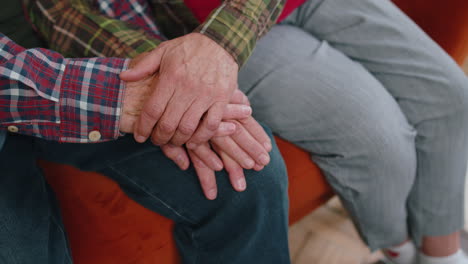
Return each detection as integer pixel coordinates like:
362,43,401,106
119,33,272,200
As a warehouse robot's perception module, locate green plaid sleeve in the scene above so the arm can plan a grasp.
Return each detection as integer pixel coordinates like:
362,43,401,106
23,0,161,59
195,0,286,67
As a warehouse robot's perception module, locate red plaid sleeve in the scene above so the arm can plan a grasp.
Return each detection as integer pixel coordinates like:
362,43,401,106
0,34,129,143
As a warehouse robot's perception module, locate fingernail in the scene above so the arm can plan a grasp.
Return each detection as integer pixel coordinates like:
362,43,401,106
242,106,252,115
176,155,185,168
264,141,272,152
254,165,264,171
207,189,217,200
187,143,197,149
259,154,270,165
225,122,236,132
244,158,255,169
213,159,223,171
237,178,246,191
135,135,146,143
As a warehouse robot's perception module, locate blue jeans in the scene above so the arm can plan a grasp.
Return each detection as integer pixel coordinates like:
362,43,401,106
0,130,290,263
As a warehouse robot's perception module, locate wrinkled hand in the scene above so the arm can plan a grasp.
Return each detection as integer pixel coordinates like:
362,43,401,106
161,90,273,200
119,53,154,133
119,54,248,136
120,33,239,147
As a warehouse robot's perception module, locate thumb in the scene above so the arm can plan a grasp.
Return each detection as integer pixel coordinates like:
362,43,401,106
120,47,165,81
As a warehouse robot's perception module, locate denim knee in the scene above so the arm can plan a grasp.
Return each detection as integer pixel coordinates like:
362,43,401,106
184,133,291,263
237,129,289,211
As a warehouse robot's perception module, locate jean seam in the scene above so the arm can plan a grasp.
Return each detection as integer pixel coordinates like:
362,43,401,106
192,231,200,264
48,215,73,264
106,164,197,225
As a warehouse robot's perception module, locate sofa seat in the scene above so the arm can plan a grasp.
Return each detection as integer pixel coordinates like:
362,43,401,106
40,137,333,264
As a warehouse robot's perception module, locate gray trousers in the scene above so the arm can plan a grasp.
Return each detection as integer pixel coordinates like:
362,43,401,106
238,0,468,250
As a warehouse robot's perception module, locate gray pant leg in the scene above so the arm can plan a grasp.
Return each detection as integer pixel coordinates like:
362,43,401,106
239,25,417,250
282,0,468,246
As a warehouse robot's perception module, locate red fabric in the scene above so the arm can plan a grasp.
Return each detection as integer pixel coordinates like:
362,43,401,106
184,0,307,23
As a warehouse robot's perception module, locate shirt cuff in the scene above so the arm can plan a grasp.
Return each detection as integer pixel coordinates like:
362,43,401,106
194,3,256,67
59,57,129,143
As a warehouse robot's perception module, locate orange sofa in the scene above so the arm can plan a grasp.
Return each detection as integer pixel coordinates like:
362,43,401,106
40,1,468,263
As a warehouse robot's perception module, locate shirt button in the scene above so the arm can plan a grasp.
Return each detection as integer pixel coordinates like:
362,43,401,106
7,125,19,133
88,130,102,142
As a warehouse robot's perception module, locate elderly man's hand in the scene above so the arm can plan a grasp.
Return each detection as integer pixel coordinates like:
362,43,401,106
120,33,238,147
119,54,247,136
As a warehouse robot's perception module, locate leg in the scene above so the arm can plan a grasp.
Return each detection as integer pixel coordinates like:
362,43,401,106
239,25,417,250
34,129,290,264
0,135,72,264
283,0,468,255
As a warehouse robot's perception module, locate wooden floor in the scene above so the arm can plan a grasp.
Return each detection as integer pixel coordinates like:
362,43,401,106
288,59,468,264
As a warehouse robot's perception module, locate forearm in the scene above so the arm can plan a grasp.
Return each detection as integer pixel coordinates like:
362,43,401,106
195,0,286,66
0,34,129,143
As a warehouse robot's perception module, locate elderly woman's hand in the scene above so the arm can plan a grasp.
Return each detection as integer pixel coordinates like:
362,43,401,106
160,90,272,200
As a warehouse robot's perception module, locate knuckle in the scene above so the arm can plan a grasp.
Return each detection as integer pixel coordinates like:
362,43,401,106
205,118,220,131
178,122,197,135
211,136,227,145
158,120,177,134
194,157,208,169
136,127,150,137
251,147,264,157
170,138,186,147
143,104,163,120
151,134,162,145
171,132,189,146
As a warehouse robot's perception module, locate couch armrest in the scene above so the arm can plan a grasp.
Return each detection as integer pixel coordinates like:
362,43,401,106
392,0,468,64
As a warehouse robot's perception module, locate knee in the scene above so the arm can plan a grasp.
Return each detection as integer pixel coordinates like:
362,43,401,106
349,113,417,177
235,134,289,213
247,133,288,198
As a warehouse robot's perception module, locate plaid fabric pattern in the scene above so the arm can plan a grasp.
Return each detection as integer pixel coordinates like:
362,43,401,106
25,0,286,66
0,34,129,143
97,0,165,39
24,0,163,59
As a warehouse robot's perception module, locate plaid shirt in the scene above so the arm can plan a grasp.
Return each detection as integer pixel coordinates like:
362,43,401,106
24,0,286,66
0,33,129,143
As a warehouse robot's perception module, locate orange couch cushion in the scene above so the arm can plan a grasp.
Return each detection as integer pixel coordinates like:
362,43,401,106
41,161,180,264
392,0,468,64
40,137,332,264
